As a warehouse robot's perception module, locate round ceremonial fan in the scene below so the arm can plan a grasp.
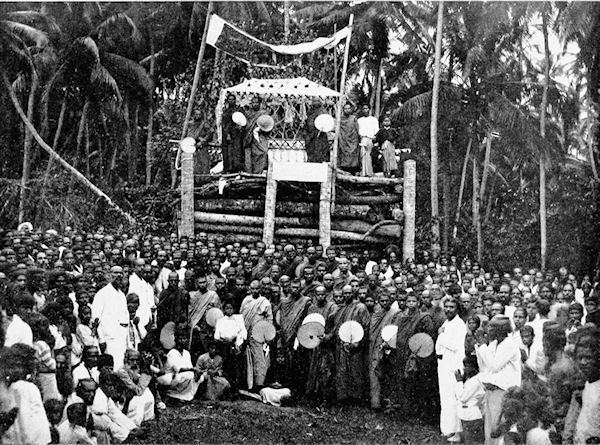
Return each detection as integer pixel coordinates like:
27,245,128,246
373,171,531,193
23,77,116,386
297,322,325,349
380,325,398,349
302,313,326,327
338,321,364,344
160,321,176,350
206,307,224,327
252,320,276,343
408,333,434,358
314,114,335,133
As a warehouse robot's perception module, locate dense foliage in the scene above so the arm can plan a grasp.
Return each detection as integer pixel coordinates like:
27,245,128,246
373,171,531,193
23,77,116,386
0,1,598,276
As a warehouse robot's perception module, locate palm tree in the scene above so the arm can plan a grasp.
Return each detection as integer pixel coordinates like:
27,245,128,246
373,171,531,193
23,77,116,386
430,2,444,257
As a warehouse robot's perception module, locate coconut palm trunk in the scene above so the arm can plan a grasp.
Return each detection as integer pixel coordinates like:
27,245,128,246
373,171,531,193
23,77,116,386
146,38,155,186
540,7,550,270
18,70,39,224
453,137,472,239
430,1,444,254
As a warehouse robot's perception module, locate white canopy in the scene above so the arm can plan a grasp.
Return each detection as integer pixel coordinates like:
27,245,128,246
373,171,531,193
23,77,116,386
215,77,340,143
222,77,340,99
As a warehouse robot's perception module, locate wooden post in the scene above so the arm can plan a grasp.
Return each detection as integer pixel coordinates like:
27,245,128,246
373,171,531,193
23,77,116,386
180,150,195,238
263,150,277,245
330,14,354,214
402,159,416,262
319,165,333,248
174,1,213,189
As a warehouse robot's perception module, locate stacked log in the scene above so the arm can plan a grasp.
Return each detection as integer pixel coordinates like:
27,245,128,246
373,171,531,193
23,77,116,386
194,170,404,245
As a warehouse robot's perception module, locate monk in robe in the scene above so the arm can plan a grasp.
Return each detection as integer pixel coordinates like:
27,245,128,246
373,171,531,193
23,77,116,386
338,103,360,175
240,280,273,390
221,95,244,173
306,286,338,401
277,280,312,391
368,288,399,410
304,98,330,162
385,292,435,420
332,285,370,404
188,275,221,361
243,97,269,173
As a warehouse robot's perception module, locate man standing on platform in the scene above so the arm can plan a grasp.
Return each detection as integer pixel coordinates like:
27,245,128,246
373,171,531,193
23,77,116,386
304,98,330,163
338,103,360,175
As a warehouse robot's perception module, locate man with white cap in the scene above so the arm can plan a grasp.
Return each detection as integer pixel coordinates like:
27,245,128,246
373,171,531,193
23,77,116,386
91,265,129,370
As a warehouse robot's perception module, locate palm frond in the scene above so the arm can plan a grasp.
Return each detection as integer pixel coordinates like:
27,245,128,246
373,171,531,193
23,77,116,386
101,52,152,102
4,20,48,48
90,63,122,102
96,12,142,46
294,3,336,23
75,36,100,63
7,10,61,35
396,90,431,120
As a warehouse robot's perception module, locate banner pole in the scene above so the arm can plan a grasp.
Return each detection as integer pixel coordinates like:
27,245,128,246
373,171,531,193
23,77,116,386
330,13,354,214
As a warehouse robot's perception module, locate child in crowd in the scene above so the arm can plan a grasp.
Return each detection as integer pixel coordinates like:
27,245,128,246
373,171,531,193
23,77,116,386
195,341,230,401
520,325,544,378
44,398,64,444
56,402,95,445
454,355,484,445
565,303,584,343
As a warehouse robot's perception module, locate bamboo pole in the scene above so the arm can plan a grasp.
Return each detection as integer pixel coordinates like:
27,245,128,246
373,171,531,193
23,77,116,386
174,0,214,189
2,71,135,224
330,13,354,213
540,8,550,271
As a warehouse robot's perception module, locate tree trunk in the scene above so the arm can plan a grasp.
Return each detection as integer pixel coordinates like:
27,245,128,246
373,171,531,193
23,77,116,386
129,104,139,183
483,176,495,225
36,92,67,225
85,120,90,178
2,71,134,224
453,137,472,239
146,38,156,186
18,70,39,224
430,1,444,254
472,153,482,263
442,154,450,256
284,0,290,43
540,7,550,271
479,129,492,201
123,99,133,183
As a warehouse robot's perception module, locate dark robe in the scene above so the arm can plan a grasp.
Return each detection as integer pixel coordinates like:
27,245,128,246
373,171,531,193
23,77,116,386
384,308,436,421
368,307,400,409
304,107,330,162
306,301,338,401
332,300,370,402
157,287,190,330
338,114,359,169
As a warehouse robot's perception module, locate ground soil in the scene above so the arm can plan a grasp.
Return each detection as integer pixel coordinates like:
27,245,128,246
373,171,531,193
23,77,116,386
140,400,442,444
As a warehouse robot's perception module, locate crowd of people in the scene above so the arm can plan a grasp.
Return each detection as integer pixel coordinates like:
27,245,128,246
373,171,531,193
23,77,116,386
0,224,599,445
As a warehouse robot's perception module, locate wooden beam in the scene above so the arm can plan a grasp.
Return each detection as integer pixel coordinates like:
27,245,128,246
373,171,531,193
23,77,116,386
263,150,277,245
403,159,416,262
336,171,402,186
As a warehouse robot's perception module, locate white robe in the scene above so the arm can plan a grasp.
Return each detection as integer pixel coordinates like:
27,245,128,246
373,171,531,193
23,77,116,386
128,273,155,328
157,349,199,401
2,381,51,445
4,315,33,347
435,314,467,436
91,283,128,370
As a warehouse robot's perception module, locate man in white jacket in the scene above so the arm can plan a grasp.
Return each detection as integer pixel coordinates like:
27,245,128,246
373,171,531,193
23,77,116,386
474,315,522,445
435,297,467,442
92,266,129,370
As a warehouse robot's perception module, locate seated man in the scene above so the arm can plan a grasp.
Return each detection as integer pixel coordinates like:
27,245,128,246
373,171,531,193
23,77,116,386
157,324,201,403
72,345,100,388
115,349,155,426
62,378,137,443
195,341,230,401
